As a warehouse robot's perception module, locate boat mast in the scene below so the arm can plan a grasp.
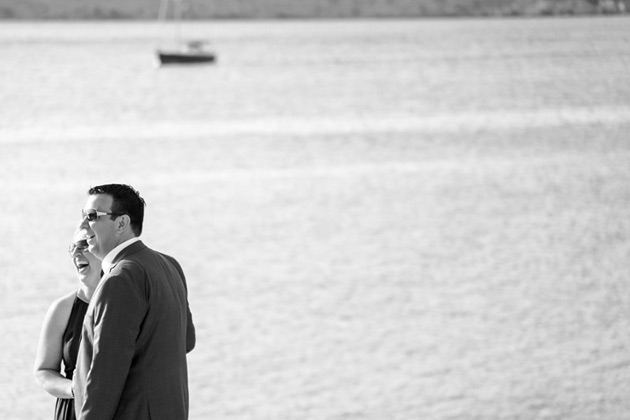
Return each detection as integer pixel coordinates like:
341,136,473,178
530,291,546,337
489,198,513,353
157,0,168,21
174,0,183,45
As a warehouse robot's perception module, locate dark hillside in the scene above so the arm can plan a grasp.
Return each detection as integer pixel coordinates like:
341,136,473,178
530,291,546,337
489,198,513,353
0,0,626,19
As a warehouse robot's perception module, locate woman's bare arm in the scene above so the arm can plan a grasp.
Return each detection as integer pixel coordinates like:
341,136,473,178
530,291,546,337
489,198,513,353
34,292,76,399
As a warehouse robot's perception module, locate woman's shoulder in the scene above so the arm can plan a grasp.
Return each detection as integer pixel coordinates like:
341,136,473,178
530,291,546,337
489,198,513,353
46,291,78,319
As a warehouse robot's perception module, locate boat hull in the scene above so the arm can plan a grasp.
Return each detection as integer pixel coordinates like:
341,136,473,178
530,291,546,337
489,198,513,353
157,51,216,65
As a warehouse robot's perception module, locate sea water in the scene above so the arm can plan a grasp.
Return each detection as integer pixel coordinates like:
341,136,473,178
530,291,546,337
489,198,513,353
1,17,629,420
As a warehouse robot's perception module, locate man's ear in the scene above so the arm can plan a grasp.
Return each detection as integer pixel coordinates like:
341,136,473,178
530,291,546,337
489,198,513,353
117,214,131,233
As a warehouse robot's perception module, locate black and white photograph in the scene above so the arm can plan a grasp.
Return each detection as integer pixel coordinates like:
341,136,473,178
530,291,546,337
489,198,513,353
1,1,629,419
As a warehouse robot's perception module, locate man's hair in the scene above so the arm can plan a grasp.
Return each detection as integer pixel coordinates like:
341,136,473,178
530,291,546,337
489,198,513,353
88,184,146,236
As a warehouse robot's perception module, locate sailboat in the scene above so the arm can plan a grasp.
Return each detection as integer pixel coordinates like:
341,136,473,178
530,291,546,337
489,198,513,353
155,0,216,65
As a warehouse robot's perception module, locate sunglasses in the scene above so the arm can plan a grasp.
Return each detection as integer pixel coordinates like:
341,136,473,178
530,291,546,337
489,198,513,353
68,239,89,255
82,209,123,222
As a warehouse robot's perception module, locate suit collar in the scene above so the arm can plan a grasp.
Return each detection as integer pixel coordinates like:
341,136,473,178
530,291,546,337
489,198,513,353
102,238,144,274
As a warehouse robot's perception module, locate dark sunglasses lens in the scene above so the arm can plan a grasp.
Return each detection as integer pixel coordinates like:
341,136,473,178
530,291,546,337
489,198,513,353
83,210,97,221
69,239,89,254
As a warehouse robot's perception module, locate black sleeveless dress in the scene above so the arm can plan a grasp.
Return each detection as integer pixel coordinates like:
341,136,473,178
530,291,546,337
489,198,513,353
54,295,88,420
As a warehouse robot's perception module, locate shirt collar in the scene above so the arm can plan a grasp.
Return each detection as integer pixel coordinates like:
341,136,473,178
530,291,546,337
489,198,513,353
102,237,141,274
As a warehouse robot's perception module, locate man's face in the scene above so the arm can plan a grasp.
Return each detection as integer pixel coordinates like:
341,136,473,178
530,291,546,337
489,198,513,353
78,194,121,260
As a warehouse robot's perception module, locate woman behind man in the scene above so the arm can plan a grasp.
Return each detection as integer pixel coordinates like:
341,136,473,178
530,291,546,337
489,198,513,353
34,232,102,420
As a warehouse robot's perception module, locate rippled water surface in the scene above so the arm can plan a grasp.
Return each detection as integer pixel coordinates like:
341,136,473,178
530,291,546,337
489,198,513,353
0,17,629,420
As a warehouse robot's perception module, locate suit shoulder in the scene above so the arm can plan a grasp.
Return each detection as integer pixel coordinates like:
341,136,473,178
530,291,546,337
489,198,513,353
109,257,145,276
157,251,177,262
157,252,184,270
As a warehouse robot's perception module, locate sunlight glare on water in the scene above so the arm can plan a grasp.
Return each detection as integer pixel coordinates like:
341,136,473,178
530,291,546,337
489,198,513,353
0,17,629,420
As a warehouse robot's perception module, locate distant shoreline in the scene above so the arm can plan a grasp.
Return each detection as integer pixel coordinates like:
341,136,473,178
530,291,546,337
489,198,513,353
0,0,627,20
0,13,629,21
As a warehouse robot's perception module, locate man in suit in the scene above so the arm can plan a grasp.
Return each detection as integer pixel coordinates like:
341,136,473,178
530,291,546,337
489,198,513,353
73,184,195,420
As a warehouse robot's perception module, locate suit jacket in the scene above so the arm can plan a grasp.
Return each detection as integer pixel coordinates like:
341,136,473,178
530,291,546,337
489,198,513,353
74,240,196,420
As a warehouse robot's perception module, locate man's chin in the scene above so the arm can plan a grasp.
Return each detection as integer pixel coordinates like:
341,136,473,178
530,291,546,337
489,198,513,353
89,246,105,261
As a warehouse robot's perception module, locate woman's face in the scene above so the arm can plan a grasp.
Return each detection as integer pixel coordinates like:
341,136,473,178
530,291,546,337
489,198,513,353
69,239,102,285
